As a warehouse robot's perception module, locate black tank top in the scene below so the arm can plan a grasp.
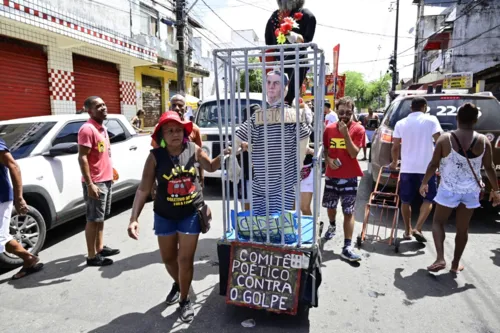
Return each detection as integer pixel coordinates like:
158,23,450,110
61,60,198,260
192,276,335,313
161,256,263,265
152,142,204,220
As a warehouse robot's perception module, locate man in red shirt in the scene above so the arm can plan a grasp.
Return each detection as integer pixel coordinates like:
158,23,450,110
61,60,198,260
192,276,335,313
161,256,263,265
78,96,120,267
322,97,365,262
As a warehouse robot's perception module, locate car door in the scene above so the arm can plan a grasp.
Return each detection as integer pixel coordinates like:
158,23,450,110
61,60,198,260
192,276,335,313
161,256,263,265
103,119,138,195
47,120,87,216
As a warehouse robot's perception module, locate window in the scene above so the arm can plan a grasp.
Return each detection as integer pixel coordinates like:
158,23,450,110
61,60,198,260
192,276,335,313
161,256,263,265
167,25,175,44
140,4,159,37
53,121,86,146
196,100,266,128
104,120,128,144
0,122,56,159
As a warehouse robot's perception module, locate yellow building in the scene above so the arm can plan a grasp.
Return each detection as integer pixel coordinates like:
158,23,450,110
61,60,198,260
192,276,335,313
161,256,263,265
135,59,209,128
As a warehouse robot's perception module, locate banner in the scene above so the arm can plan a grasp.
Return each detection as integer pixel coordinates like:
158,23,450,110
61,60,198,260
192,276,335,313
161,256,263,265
336,74,346,99
333,44,340,79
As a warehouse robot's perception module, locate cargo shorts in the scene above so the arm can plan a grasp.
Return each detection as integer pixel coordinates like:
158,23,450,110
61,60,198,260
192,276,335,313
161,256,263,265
82,181,112,222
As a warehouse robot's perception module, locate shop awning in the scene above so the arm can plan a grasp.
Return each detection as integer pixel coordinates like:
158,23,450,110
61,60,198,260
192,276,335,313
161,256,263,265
423,32,451,51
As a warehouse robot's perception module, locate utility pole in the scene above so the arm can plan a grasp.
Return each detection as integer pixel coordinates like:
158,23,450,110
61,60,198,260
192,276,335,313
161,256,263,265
413,0,424,83
176,0,187,96
391,0,399,92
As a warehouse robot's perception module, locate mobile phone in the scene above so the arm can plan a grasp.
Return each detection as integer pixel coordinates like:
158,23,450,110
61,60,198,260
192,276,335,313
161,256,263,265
334,158,342,167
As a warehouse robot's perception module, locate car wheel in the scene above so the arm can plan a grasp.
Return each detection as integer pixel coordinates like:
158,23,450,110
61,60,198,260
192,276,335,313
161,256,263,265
0,205,47,268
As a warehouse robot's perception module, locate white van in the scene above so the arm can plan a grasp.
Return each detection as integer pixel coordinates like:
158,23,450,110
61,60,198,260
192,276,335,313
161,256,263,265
195,93,267,178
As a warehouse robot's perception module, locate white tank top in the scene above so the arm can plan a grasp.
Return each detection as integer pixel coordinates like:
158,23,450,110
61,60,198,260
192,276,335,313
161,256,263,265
439,133,484,194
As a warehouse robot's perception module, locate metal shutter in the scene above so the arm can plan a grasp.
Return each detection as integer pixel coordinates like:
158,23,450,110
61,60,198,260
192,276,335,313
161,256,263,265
73,54,121,114
0,36,50,120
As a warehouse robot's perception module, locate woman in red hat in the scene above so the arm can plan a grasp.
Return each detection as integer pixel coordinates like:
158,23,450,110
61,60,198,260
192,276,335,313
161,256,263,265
126,111,230,323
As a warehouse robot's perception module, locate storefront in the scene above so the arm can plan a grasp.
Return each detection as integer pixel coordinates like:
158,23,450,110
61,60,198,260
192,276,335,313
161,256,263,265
0,35,51,120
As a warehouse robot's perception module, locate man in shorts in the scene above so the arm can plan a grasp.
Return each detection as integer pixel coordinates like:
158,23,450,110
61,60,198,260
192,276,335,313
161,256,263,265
390,96,442,242
322,97,365,262
0,138,44,279
78,96,120,266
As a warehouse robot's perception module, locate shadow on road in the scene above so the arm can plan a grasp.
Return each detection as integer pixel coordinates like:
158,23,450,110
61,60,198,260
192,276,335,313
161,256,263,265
491,248,500,267
360,239,426,257
393,268,476,301
97,237,221,281
0,254,86,288
87,283,311,333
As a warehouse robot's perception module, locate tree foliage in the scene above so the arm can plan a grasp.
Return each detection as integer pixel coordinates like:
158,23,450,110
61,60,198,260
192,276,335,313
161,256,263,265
240,57,263,93
343,71,391,110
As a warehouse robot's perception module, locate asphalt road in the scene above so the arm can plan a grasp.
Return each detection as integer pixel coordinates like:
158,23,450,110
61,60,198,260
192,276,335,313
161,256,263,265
1,160,500,333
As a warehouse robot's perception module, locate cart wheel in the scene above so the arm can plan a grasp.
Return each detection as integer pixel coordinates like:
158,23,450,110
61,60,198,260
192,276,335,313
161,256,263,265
356,234,362,248
394,239,400,253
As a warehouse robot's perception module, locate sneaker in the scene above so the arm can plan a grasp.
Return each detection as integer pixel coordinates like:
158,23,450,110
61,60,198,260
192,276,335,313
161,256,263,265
165,283,180,305
179,299,194,323
98,246,120,257
324,224,336,240
341,246,362,262
87,254,113,266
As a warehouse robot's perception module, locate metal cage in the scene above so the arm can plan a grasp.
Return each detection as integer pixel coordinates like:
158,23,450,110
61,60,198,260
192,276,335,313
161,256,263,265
213,43,326,249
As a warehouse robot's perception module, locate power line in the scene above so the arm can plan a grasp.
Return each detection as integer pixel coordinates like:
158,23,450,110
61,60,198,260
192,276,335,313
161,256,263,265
199,0,257,46
234,0,414,39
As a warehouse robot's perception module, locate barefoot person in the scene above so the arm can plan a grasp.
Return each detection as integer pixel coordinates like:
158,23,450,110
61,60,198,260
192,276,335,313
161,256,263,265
419,103,500,273
0,138,44,280
78,96,120,267
127,111,230,323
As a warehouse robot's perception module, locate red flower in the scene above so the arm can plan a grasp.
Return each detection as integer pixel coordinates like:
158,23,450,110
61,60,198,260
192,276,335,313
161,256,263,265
294,12,303,20
280,22,293,34
283,17,295,25
275,28,280,37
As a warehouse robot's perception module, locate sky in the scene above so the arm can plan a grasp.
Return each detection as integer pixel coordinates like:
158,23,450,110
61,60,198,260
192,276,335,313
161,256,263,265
190,0,448,82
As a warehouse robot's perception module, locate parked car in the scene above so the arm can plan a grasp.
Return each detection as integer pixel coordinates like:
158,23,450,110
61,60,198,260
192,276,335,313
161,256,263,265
195,93,267,178
0,114,151,267
369,91,500,192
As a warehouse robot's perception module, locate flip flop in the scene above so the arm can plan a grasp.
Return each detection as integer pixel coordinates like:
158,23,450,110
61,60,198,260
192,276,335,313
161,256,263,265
427,262,446,272
413,231,427,243
403,233,413,240
450,265,465,274
11,263,44,280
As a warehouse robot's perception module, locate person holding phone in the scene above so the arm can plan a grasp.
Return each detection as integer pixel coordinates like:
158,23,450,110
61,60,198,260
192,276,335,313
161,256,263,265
322,97,366,262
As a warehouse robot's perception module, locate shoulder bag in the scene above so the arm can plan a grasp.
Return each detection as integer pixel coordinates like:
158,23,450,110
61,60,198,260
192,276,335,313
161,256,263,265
451,132,485,200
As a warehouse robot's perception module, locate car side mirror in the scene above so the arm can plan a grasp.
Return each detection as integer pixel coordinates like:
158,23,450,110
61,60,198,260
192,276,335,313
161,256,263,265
45,142,79,157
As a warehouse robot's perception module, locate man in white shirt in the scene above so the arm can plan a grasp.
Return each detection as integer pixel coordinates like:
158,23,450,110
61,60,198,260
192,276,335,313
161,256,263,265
324,100,338,126
390,97,442,242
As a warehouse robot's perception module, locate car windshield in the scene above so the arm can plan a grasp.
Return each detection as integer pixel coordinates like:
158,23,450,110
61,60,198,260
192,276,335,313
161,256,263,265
0,122,56,159
196,100,265,128
388,96,500,131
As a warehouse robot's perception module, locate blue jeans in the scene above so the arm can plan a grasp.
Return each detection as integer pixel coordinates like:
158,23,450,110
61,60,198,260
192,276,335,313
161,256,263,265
153,212,201,236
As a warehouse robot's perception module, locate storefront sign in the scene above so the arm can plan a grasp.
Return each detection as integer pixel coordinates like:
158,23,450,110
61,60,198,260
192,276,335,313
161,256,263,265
226,242,302,315
443,72,473,89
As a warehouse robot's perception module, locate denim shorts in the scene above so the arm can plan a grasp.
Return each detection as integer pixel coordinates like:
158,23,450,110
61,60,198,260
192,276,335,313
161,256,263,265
153,212,201,236
400,173,436,204
434,187,481,209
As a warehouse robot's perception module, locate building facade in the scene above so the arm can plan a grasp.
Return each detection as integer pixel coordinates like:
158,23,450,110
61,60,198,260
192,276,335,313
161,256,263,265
412,0,500,98
0,0,210,123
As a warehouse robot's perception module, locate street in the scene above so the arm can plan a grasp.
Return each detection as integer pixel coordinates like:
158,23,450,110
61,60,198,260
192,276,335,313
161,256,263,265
1,160,500,333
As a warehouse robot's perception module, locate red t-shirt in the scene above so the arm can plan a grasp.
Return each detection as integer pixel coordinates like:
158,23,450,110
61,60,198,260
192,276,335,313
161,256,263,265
323,121,365,179
78,118,113,183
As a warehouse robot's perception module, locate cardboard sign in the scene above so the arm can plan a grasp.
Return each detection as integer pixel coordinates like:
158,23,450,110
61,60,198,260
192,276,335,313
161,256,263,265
231,211,298,244
226,242,302,315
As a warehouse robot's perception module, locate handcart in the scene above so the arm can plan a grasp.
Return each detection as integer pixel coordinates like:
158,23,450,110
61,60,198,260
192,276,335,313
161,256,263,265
357,166,402,253
213,43,325,317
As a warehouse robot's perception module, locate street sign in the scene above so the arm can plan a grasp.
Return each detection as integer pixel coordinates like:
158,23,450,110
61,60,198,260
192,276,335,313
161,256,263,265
443,72,473,89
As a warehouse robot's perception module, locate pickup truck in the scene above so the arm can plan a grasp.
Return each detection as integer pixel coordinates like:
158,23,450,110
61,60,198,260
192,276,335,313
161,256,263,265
0,114,151,267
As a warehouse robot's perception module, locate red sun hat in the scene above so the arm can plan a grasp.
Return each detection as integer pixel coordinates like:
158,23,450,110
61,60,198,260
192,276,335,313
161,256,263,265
152,111,193,141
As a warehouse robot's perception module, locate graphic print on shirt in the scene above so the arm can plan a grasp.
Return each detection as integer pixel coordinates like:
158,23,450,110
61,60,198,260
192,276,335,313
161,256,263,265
97,141,105,153
330,138,346,149
162,165,198,206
